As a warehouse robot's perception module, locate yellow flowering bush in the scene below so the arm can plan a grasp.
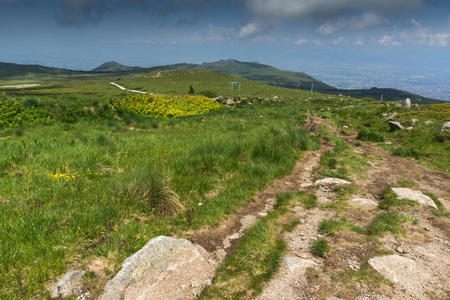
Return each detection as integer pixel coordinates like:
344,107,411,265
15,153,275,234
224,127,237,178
106,94,222,119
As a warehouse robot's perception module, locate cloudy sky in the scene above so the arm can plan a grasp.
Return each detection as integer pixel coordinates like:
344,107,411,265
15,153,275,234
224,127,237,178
0,0,449,76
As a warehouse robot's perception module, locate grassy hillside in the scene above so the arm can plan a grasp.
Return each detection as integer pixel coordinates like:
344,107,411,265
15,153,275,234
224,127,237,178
196,59,336,92
0,67,449,298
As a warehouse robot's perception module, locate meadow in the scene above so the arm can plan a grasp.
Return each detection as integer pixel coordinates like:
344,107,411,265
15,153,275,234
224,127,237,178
0,69,448,298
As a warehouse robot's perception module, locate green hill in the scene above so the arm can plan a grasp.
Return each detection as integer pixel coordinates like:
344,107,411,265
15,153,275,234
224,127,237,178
92,61,143,73
0,62,79,78
196,59,336,91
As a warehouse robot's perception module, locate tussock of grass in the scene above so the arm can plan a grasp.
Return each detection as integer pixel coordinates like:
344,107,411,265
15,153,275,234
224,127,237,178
319,219,366,236
356,128,386,142
310,238,330,257
368,212,418,236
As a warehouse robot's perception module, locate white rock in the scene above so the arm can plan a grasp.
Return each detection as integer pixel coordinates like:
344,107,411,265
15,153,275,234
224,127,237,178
314,178,351,186
391,187,437,209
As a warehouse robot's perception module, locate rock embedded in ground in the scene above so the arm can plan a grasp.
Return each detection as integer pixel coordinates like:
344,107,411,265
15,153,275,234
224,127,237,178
314,178,351,187
348,197,378,209
226,99,235,105
391,187,437,208
424,120,434,125
50,270,85,298
368,255,432,291
441,121,450,133
101,236,214,300
388,121,405,131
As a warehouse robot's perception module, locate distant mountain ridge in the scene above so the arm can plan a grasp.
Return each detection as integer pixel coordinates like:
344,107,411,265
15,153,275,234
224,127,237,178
0,60,445,104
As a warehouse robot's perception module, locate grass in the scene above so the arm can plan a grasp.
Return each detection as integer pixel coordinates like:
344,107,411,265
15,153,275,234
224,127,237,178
316,127,370,180
276,191,318,209
368,212,418,236
1,67,449,298
310,238,330,257
378,187,418,210
319,219,366,236
199,188,310,299
0,100,322,299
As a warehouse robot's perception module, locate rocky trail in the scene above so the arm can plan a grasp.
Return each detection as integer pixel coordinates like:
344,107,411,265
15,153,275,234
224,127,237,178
52,115,450,300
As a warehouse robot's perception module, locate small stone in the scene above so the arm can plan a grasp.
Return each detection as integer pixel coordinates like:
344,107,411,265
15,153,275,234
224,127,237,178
388,112,398,120
50,271,85,298
424,120,434,125
258,212,268,218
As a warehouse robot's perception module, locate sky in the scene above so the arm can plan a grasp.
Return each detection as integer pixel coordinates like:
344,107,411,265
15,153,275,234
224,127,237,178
0,0,449,98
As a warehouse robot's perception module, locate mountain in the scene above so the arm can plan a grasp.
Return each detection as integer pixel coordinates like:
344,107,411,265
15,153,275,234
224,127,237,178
0,62,79,78
196,59,336,92
1,60,445,103
92,61,143,73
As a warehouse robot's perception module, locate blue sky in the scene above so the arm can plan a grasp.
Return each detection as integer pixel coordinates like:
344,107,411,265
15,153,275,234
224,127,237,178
1,0,449,75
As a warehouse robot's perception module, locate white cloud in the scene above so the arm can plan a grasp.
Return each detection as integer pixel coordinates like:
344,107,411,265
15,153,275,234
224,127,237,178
294,38,309,45
317,11,387,35
245,0,424,20
238,23,262,39
377,35,401,46
333,37,346,45
400,19,450,46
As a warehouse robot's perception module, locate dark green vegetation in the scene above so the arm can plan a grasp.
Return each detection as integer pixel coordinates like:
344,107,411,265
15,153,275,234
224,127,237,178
0,63,448,299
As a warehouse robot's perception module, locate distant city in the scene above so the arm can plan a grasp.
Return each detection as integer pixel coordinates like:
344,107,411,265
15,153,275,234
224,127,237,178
304,66,450,102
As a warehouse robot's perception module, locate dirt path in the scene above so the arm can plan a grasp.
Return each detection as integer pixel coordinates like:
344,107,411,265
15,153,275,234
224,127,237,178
254,116,450,300
110,82,152,94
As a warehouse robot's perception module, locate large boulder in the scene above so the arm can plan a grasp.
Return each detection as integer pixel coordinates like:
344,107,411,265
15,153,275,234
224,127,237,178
50,270,85,298
102,236,214,300
441,121,450,133
389,121,404,131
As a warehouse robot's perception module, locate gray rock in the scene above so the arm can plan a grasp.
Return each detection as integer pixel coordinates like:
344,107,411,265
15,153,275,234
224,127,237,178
314,178,351,186
102,236,214,300
368,255,431,289
281,256,316,275
391,187,437,208
226,99,235,105
413,103,420,110
395,103,402,107
389,121,405,131
441,121,450,133
424,120,434,125
348,197,378,209
402,98,411,108
212,95,223,101
50,270,85,298
411,119,419,124
406,126,414,130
